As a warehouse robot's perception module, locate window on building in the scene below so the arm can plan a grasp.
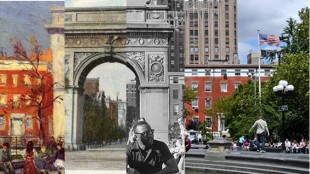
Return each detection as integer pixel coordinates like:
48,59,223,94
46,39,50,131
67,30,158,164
205,21,208,27
214,21,218,27
226,38,229,44
194,21,198,27
205,116,212,128
193,116,199,125
173,77,178,83
194,46,199,52
205,98,212,109
215,47,219,53
204,13,208,19
221,69,227,75
225,13,229,19
215,55,219,59
225,5,229,11
205,82,211,92
0,74,7,86
173,89,179,99
215,30,218,36
0,115,5,129
234,82,241,89
192,82,198,90
190,21,193,27
191,98,198,110
221,83,227,92
215,38,218,44
204,46,209,52
225,21,229,27
226,47,230,53
205,30,208,36
173,104,179,115
190,13,194,20
13,94,21,108
194,13,198,19
12,74,18,87
190,46,194,53
265,69,271,76
205,38,209,44
226,55,230,61
205,69,211,75
25,95,31,106
192,69,198,75
194,30,198,36
190,30,193,36
214,13,218,19
205,56,209,63
225,30,229,36
0,94,7,107
235,69,241,76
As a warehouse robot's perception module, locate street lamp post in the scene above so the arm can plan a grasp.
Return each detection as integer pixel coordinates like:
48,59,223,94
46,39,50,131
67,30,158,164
273,80,294,152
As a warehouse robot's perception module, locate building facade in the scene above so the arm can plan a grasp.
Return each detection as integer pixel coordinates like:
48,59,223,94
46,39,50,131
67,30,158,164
0,51,54,142
117,99,126,129
184,0,238,65
168,0,185,72
126,79,139,129
184,64,274,136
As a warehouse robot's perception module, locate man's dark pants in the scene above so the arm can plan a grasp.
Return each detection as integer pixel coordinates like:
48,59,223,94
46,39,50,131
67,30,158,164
257,132,266,151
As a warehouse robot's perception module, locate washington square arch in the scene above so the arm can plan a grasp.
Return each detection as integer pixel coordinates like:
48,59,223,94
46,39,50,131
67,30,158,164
64,4,184,150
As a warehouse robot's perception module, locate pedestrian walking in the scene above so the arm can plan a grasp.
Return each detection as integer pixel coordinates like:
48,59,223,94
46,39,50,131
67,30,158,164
249,115,269,153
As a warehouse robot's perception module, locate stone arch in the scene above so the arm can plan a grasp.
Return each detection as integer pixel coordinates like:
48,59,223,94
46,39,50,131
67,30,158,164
73,53,145,90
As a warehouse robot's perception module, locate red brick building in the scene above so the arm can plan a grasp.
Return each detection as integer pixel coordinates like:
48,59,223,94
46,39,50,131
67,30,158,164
0,50,54,142
184,64,274,136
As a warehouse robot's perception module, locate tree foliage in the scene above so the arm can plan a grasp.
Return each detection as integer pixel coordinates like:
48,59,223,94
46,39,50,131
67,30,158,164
183,87,197,118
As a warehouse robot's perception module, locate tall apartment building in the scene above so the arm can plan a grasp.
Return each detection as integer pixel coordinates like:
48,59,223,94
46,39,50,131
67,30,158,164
126,79,140,129
184,0,238,65
168,0,185,72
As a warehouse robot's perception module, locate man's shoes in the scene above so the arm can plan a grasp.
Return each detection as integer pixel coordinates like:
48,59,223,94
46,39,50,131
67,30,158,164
257,150,260,152
261,150,265,153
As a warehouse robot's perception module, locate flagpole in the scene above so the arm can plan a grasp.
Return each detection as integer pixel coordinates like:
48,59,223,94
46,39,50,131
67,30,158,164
257,30,261,99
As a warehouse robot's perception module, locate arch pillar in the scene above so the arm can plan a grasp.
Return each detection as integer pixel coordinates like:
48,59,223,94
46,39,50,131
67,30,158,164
64,86,85,150
139,86,169,143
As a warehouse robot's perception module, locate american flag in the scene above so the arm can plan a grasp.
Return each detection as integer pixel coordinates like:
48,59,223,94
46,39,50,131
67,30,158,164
259,34,280,46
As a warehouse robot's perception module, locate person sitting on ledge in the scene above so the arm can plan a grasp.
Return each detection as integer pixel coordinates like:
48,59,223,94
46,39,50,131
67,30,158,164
285,139,292,153
291,140,299,153
127,119,179,174
243,138,250,151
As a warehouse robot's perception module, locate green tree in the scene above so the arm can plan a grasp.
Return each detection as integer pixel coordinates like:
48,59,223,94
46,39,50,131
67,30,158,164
183,87,197,118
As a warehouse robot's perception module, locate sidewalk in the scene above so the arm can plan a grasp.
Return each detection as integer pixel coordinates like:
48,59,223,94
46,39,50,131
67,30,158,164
65,143,126,171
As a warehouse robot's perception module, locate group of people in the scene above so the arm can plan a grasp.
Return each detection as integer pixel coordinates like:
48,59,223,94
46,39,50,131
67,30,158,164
284,138,310,154
0,138,65,174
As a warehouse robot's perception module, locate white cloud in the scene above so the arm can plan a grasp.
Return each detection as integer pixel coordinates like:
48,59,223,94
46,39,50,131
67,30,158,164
238,0,308,63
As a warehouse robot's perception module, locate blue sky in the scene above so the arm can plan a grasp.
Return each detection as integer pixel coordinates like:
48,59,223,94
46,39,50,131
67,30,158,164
0,1,64,55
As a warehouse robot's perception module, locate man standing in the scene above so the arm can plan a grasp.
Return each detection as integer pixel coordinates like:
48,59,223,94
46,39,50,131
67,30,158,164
249,115,269,153
127,120,179,174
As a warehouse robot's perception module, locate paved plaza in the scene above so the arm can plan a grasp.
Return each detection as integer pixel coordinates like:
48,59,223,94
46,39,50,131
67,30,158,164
65,143,127,174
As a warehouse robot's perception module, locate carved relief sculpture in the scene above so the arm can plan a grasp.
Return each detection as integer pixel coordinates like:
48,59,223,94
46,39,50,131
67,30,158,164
148,54,165,83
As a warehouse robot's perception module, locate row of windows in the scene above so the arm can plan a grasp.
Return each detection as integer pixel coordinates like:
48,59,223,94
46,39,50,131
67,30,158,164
191,81,240,93
190,29,236,37
191,21,235,28
190,46,231,53
190,37,234,45
0,94,42,108
191,98,212,109
0,74,42,87
190,69,271,76
189,12,235,20
192,116,225,129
